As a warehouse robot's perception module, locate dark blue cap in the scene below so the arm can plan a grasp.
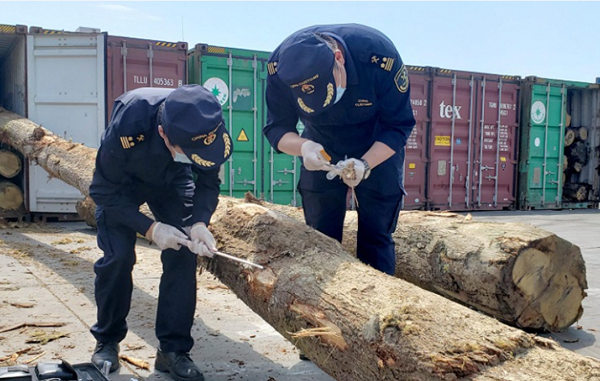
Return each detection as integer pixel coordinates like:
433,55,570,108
277,32,337,116
161,85,233,170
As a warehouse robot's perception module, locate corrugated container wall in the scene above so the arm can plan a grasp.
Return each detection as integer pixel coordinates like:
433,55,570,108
188,44,303,207
518,77,599,210
427,69,520,211
106,36,187,122
0,24,28,220
403,66,431,210
26,27,106,214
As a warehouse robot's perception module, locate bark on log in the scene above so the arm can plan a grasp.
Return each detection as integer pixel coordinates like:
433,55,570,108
0,149,22,178
0,181,24,210
0,108,96,198
245,195,587,333
566,141,589,165
2,107,599,380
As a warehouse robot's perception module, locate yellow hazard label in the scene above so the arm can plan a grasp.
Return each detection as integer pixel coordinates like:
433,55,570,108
434,136,451,146
408,163,416,169
500,157,506,162
237,129,249,142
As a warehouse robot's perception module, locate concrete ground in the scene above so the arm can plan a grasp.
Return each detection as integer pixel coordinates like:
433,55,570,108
0,208,599,381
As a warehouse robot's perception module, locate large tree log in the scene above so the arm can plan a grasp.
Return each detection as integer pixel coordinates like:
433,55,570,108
208,198,600,380
2,107,598,380
244,195,587,332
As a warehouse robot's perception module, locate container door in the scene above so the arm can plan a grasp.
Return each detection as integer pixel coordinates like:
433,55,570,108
428,73,476,211
521,83,566,209
26,32,105,213
267,121,303,207
106,37,187,121
403,67,429,210
471,77,519,210
200,52,259,199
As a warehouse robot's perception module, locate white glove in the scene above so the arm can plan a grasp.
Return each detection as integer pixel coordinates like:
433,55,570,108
335,158,365,188
300,141,330,171
147,222,190,251
188,223,216,258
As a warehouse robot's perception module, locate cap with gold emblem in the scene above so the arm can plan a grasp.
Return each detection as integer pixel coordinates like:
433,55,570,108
161,85,233,170
276,32,337,116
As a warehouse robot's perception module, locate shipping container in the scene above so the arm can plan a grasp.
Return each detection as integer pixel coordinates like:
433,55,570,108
106,35,187,121
188,43,303,206
404,66,431,210
517,77,600,210
0,24,29,220
427,68,520,211
26,26,106,214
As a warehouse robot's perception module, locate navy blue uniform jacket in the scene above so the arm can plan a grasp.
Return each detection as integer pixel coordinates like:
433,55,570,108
90,88,221,236
264,24,416,195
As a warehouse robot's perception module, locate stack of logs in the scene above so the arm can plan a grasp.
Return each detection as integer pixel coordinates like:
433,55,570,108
563,124,591,202
0,147,24,212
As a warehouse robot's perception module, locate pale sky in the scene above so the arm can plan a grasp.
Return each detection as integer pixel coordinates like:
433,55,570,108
2,1,599,83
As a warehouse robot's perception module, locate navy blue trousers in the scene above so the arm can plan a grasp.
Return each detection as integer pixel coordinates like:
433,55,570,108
90,184,197,353
299,184,403,275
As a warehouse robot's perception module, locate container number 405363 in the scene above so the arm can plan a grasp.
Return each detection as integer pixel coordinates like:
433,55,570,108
154,77,175,87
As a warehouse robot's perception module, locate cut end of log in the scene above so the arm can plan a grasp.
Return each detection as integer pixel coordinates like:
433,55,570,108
512,244,586,331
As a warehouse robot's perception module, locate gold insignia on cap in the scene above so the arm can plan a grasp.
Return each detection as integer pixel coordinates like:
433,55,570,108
120,136,135,149
323,83,334,108
204,133,216,145
191,154,215,167
394,64,409,93
297,98,314,114
301,84,315,94
223,133,231,158
192,123,221,142
268,61,277,75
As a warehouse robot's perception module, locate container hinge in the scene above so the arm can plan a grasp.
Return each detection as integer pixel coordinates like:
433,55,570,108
277,168,295,175
235,179,255,186
272,179,290,186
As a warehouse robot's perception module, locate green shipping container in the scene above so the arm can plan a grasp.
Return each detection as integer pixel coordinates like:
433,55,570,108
187,44,302,206
518,77,600,210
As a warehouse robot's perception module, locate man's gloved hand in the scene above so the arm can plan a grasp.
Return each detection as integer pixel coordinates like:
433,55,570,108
188,223,216,258
147,222,189,251
335,158,365,188
300,140,330,171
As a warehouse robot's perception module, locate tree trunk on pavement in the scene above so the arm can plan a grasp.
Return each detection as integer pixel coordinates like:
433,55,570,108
1,107,598,380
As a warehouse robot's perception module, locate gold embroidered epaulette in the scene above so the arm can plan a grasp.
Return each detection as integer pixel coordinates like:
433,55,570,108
267,61,278,75
120,134,145,149
371,54,395,72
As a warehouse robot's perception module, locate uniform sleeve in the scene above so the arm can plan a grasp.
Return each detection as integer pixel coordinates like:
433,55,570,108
373,51,416,152
263,73,300,153
190,166,221,226
89,103,155,235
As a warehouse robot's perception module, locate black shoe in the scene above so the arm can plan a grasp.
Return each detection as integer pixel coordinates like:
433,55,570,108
91,342,120,373
299,351,310,361
155,350,204,381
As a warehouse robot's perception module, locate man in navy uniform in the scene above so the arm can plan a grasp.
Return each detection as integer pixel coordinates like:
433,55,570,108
264,24,415,276
89,85,233,381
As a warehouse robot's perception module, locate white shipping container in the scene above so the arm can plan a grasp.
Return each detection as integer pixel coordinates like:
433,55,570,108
26,30,106,213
